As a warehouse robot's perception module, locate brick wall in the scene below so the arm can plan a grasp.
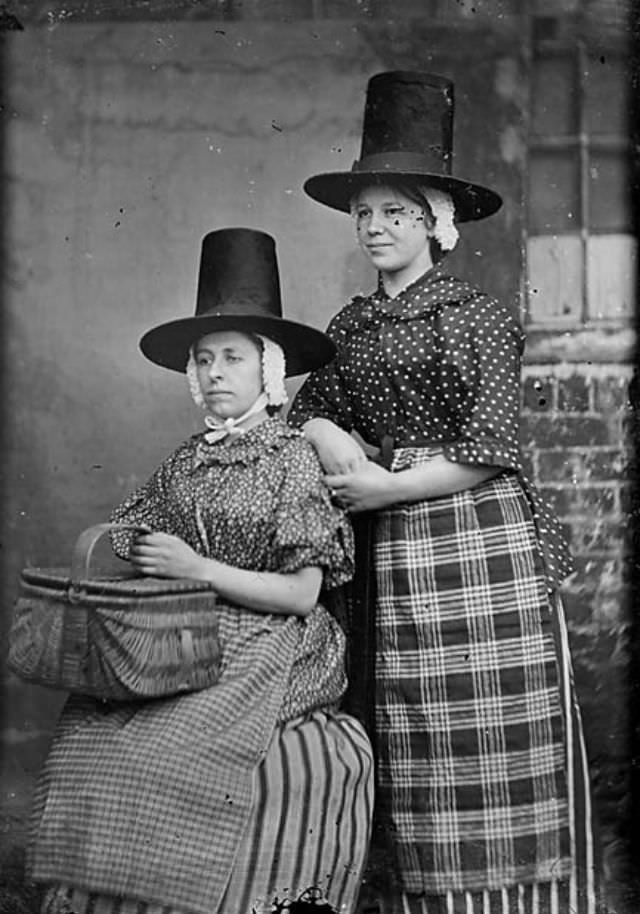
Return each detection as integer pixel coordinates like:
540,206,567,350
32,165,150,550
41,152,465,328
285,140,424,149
521,357,635,906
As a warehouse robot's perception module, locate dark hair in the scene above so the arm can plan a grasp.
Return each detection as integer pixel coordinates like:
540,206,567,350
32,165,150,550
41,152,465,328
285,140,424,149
387,180,447,264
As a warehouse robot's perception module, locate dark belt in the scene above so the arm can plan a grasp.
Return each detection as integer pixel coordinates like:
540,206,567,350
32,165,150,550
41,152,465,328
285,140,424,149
376,434,457,470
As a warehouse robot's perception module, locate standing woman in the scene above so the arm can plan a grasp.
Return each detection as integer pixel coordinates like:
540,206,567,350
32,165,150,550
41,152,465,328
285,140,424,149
289,73,598,914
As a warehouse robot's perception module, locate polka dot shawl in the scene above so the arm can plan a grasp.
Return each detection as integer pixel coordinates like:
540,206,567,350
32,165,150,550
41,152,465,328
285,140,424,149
289,265,574,590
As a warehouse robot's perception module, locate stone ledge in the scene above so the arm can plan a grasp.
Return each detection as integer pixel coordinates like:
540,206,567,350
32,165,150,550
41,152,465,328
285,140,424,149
523,325,636,365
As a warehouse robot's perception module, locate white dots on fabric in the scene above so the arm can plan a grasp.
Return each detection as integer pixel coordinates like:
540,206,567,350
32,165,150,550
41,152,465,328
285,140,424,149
288,264,574,591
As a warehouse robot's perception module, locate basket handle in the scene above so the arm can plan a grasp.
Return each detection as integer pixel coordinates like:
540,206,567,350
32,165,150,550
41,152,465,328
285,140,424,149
70,522,152,587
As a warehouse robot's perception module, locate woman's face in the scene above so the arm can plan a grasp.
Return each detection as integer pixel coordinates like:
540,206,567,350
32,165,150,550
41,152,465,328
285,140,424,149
194,330,263,420
352,184,433,277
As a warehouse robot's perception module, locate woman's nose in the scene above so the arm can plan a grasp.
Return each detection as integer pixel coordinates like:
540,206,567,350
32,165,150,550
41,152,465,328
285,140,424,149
366,211,384,234
207,359,223,379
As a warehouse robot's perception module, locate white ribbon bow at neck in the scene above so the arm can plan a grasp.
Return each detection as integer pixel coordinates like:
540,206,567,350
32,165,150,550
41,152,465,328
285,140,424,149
203,392,269,444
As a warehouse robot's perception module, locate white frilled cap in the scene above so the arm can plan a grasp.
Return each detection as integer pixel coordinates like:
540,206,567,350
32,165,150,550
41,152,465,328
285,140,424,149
420,185,460,252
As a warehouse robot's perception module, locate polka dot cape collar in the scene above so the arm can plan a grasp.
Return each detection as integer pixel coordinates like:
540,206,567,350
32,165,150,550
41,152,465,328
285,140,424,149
347,264,481,330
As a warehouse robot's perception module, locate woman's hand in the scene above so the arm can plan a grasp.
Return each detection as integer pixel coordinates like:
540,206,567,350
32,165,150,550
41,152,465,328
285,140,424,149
129,532,205,580
325,461,399,513
302,418,367,474
326,454,504,512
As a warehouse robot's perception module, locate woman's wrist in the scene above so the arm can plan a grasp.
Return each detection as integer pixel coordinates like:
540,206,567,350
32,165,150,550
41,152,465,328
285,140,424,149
382,467,435,505
192,555,218,583
384,458,502,506
385,469,411,506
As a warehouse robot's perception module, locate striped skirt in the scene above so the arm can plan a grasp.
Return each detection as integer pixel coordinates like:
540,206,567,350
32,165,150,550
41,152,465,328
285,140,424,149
368,451,598,913
41,710,374,914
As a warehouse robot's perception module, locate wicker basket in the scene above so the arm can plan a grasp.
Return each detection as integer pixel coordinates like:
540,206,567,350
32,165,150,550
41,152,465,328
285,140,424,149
8,523,221,700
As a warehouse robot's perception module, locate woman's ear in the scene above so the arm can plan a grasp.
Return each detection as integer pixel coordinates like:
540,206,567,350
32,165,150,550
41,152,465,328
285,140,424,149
417,203,436,236
422,215,437,241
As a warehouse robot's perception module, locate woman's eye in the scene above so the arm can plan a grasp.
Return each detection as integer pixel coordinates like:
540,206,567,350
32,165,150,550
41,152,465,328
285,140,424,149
384,207,405,218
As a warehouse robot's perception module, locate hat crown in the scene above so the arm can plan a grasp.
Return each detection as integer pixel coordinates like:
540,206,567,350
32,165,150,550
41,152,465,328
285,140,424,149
357,71,454,175
195,228,282,319
139,228,336,376
302,69,502,221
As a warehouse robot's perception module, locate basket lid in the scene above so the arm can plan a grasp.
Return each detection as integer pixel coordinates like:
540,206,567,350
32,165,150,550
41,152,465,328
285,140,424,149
20,566,217,598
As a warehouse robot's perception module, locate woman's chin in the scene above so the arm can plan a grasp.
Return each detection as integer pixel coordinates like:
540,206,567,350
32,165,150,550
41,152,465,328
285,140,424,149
206,407,236,421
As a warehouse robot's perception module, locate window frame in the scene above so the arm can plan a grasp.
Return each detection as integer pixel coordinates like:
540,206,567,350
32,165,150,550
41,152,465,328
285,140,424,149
524,24,634,329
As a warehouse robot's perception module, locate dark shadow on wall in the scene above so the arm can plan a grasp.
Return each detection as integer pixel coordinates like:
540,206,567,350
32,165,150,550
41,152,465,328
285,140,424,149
0,16,33,914
628,4,640,913
0,11,42,914
0,0,22,807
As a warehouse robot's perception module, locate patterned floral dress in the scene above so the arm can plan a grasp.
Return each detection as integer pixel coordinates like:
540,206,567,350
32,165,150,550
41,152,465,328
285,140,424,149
288,265,598,914
29,418,374,914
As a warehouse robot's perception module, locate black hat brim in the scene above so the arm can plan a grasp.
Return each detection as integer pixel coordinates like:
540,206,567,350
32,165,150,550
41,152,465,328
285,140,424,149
140,313,336,377
304,171,502,222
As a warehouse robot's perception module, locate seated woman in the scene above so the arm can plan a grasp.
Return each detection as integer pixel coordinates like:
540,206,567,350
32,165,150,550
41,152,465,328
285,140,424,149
28,228,374,914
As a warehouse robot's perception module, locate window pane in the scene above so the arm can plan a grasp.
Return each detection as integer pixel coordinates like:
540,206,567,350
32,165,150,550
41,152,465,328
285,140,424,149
532,54,578,136
587,234,636,320
527,235,583,322
528,151,581,233
589,152,632,232
585,54,628,136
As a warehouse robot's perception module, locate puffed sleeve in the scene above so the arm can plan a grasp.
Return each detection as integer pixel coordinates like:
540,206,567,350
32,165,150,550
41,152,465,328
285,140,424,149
109,452,180,559
268,438,354,589
287,308,356,433
439,295,524,471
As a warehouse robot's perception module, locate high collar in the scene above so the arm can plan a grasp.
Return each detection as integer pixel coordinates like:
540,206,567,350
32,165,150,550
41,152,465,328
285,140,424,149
354,264,479,324
375,261,444,301
192,416,300,468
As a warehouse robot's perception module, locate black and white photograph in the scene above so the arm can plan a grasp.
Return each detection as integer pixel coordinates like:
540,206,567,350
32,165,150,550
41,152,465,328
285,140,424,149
0,2,638,913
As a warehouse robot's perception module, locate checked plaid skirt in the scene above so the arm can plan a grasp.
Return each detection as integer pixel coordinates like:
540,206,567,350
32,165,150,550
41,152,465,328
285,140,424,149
29,604,367,914
371,447,577,899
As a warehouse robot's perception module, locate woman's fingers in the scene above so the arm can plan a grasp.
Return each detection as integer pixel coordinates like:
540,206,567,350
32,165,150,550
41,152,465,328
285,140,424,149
129,538,165,572
129,533,199,580
347,453,368,472
130,554,166,576
326,453,367,474
131,532,176,556
324,474,353,509
324,473,349,488
130,553,162,568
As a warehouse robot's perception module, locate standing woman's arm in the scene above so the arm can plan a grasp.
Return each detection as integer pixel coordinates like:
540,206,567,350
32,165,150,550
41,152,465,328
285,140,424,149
288,310,367,474
325,456,502,512
325,296,525,511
